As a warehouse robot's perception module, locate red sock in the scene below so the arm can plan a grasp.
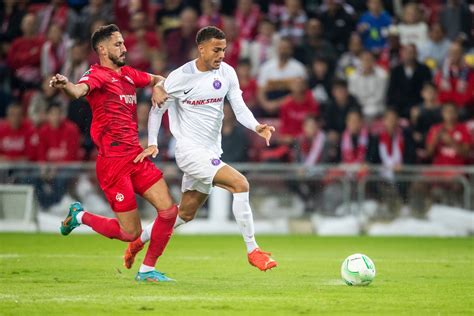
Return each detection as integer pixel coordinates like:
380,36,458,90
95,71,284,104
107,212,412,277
82,212,135,241
143,205,178,267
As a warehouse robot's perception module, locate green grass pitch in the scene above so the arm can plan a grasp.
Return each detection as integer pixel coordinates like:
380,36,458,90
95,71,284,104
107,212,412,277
0,234,473,315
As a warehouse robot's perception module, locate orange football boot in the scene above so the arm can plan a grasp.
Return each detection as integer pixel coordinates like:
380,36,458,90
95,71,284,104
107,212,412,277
123,238,144,269
248,248,277,271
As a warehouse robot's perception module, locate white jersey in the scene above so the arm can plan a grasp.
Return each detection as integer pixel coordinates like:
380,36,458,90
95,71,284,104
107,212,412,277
149,60,259,156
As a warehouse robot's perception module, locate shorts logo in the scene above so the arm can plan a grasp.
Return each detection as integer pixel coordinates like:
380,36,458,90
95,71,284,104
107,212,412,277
116,193,124,202
213,79,222,90
211,158,221,166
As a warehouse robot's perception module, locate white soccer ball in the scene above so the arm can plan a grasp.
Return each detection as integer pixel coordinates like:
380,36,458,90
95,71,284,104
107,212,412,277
341,253,376,286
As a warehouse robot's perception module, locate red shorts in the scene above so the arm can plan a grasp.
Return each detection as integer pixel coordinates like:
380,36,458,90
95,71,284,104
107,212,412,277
96,153,163,212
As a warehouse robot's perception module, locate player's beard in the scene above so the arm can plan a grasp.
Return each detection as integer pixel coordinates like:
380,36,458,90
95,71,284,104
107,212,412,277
109,53,126,67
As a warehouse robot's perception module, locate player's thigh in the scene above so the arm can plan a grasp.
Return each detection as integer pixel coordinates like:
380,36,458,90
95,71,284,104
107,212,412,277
142,178,174,211
213,165,249,193
179,190,209,220
115,209,142,236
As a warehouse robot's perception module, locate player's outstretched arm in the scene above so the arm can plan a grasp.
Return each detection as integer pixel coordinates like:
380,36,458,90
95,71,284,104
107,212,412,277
149,74,168,107
49,74,89,99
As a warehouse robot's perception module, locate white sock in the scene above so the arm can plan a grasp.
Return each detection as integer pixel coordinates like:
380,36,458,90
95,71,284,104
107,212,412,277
174,215,186,229
139,264,155,273
76,211,84,224
140,221,154,243
232,192,258,253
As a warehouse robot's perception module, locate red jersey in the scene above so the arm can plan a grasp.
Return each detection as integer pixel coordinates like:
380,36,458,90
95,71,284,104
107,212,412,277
279,90,320,137
78,64,151,157
38,119,80,162
0,120,35,161
426,123,471,166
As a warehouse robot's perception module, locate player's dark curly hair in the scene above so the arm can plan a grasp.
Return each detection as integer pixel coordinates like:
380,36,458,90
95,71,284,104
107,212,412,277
91,24,121,52
196,26,226,45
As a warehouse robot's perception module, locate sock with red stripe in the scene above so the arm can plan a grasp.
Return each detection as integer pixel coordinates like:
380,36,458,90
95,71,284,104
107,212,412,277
140,204,178,271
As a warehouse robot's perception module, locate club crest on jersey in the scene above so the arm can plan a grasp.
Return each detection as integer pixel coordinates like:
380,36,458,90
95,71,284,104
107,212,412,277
116,192,124,202
213,78,222,90
211,158,221,166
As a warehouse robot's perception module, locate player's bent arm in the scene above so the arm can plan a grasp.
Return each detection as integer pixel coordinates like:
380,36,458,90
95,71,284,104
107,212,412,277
148,74,166,87
62,82,89,99
148,102,170,146
228,95,260,132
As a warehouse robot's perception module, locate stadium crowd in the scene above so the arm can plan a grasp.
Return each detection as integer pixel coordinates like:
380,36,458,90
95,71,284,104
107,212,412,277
0,0,473,212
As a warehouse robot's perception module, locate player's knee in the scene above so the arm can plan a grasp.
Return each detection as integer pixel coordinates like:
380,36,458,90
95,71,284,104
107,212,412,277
233,176,249,193
120,228,141,241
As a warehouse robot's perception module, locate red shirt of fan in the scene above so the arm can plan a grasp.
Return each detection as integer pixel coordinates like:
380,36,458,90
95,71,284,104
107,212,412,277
279,90,320,137
37,119,80,162
78,64,151,157
0,120,35,160
426,123,471,165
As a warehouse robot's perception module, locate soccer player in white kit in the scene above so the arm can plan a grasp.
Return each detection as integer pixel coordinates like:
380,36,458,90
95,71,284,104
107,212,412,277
125,26,277,271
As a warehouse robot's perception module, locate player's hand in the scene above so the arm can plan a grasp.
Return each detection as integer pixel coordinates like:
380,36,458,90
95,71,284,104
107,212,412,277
49,74,69,88
152,85,168,108
133,145,159,163
256,124,275,146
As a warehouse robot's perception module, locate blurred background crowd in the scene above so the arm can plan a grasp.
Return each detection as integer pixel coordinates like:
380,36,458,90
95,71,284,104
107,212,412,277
0,0,473,215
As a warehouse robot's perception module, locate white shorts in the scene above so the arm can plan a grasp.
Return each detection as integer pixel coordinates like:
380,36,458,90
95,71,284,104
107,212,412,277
175,148,227,194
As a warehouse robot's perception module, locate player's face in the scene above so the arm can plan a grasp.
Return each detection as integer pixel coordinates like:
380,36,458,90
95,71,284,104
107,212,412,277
105,32,127,67
199,38,226,70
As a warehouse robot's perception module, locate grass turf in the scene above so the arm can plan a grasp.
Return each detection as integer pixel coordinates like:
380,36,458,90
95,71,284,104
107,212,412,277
0,234,473,315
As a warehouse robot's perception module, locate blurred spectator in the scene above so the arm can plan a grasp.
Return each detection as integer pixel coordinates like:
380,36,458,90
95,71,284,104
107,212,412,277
340,110,369,164
413,82,443,154
377,26,401,70
439,0,472,42
426,103,470,166
36,0,76,37
294,17,337,66
164,7,199,70
318,0,355,54
309,57,333,104
277,0,307,46
247,18,279,76
40,23,69,78
198,0,224,30
61,41,89,84
155,0,185,38
236,58,258,112
371,109,416,177
27,77,67,128
7,13,44,91
323,79,361,142
279,78,320,144
357,0,392,53
348,51,388,119
38,103,80,162
0,0,26,45
397,3,428,52
387,44,432,118
124,11,160,71
73,0,114,41
257,38,307,117
222,17,249,68
221,103,249,162
336,33,363,79
434,42,474,112
114,0,149,33
137,102,150,149
0,103,35,161
418,23,451,72
234,0,261,40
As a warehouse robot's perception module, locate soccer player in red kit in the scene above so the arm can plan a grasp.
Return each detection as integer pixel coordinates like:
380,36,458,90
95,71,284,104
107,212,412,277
49,24,176,282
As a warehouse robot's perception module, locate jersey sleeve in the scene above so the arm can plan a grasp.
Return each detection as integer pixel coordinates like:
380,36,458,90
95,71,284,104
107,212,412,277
164,70,183,98
78,68,103,94
125,67,152,88
225,65,243,100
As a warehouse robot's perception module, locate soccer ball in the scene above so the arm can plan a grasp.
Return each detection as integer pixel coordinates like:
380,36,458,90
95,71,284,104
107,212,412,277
341,253,376,286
